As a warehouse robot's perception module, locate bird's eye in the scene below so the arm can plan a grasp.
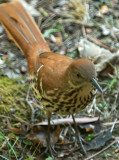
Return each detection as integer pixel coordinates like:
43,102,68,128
77,73,80,78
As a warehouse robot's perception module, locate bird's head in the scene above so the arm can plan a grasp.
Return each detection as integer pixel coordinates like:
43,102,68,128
68,58,102,93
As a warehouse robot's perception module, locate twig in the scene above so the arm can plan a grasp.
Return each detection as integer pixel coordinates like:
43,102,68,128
35,117,98,126
13,115,30,126
0,115,30,126
84,139,117,160
32,143,40,156
110,118,117,133
87,36,116,52
88,96,96,114
81,25,87,39
26,87,35,123
67,146,82,157
103,120,119,127
63,30,80,44
0,115,12,119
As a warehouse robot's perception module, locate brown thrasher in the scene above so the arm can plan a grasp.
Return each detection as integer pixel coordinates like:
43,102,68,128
0,1,102,157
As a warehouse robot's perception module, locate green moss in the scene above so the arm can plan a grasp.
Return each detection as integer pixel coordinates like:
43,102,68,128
0,76,31,120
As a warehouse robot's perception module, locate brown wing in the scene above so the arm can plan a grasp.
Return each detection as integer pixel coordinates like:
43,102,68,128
35,52,73,91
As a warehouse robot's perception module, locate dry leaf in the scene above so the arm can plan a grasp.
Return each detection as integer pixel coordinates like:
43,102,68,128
78,39,119,73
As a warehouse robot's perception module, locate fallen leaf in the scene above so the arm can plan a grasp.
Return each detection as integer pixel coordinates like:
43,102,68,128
85,130,112,151
27,125,60,147
78,39,119,73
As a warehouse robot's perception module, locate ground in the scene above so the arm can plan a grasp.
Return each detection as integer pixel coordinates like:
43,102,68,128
0,0,119,160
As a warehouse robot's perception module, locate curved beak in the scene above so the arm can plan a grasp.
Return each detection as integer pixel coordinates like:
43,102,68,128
91,78,103,93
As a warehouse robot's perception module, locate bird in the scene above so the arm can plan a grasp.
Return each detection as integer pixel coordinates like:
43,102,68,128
0,1,102,158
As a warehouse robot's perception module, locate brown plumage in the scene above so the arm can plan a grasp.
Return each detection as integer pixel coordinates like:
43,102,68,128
0,1,102,156
33,53,96,115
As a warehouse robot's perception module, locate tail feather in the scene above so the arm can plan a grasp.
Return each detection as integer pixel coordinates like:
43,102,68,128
0,1,50,73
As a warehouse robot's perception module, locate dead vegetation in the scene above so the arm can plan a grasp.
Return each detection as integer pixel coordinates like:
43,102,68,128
0,0,119,160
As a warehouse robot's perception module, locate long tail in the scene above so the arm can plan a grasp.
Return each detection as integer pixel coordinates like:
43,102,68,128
0,1,51,73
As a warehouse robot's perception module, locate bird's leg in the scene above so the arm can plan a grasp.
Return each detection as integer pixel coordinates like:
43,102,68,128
47,112,57,159
47,112,53,157
72,114,87,156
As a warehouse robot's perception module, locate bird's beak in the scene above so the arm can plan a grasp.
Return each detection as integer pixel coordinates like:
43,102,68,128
91,78,103,93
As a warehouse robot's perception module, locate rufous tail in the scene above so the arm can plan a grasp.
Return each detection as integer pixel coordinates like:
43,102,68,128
0,1,51,73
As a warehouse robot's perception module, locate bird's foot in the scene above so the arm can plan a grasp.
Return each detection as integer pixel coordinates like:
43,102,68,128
40,145,57,160
77,135,87,156
74,135,88,146
48,144,57,158
72,115,87,156
73,135,87,156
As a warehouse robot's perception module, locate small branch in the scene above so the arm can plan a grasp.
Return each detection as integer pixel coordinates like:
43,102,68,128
84,139,118,160
87,36,116,52
103,120,119,127
81,25,87,39
13,115,30,126
110,118,117,133
35,117,98,126
0,115,12,119
26,87,35,123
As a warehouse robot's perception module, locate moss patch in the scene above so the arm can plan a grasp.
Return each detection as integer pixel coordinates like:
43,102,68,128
0,76,31,120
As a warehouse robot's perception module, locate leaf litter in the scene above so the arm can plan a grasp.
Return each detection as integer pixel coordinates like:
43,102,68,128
0,0,119,159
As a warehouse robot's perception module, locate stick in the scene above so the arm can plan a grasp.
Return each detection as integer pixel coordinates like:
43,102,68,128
84,139,117,160
87,36,116,52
